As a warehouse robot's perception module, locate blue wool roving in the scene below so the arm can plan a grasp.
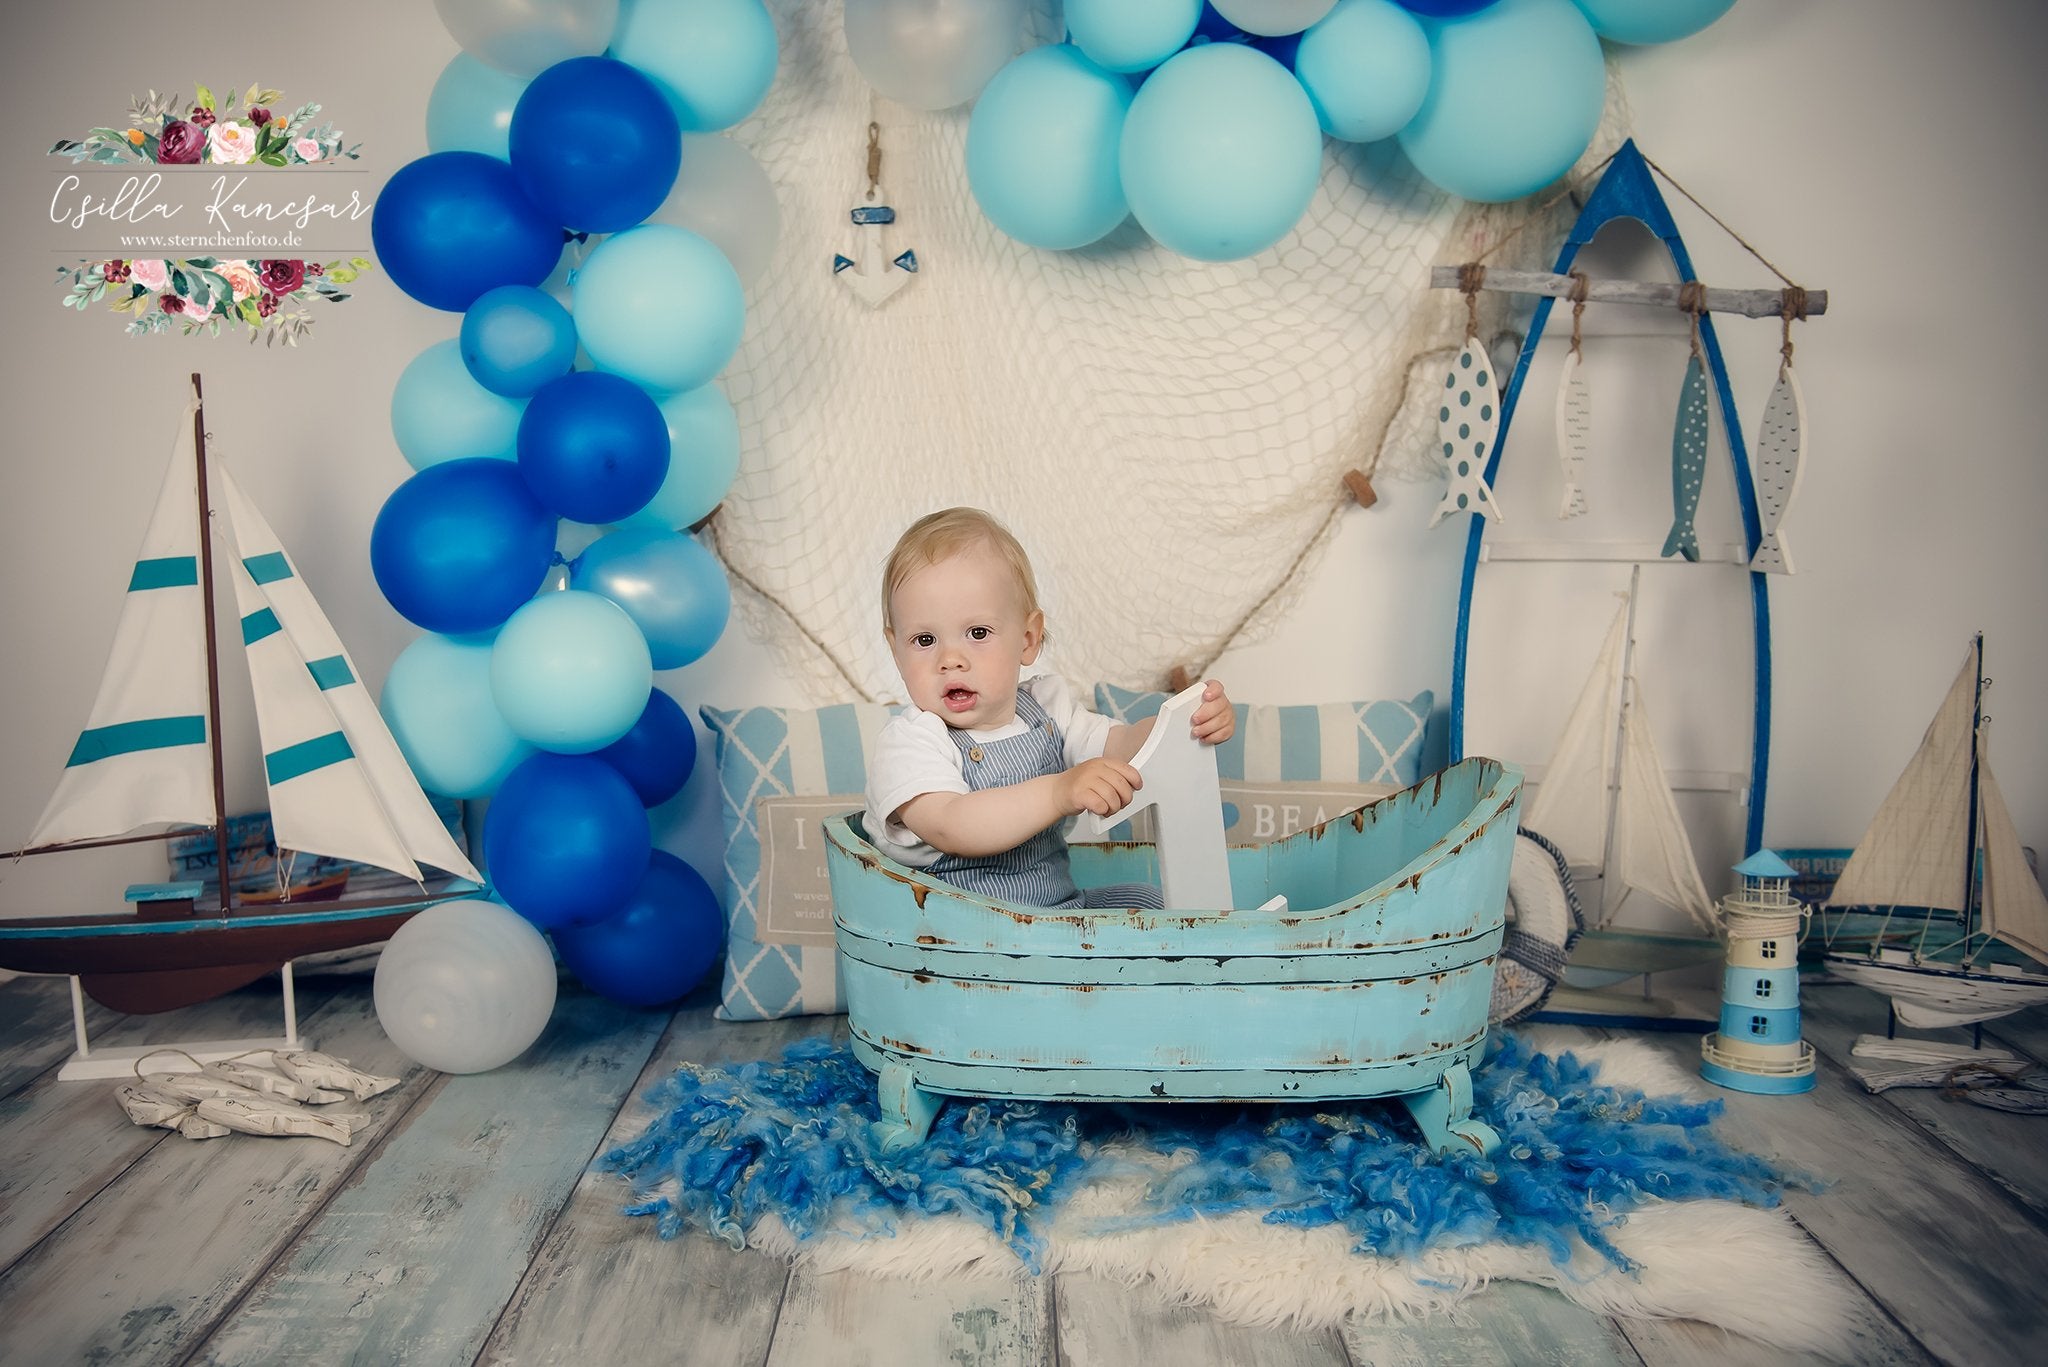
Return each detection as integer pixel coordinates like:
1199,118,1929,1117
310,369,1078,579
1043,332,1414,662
599,1034,1807,1273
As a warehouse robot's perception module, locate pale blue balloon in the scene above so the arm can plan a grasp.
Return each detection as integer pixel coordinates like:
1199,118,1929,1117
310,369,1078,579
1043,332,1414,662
569,529,731,670
380,632,534,798
623,383,741,532
489,591,654,752
425,53,530,160
967,45,1134,251
1064,0,1203,73
1119,44,1323,262
1570,0,1734,45
391,339,526,470
611,0,779,131
574,225,745,394
1295,0,1432,143
1398,0,1605,203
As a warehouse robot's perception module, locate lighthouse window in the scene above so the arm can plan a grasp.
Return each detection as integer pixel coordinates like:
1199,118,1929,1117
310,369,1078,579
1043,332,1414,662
1749,1015,1770,1036
1760,940,1779,959
1755,980,1774,999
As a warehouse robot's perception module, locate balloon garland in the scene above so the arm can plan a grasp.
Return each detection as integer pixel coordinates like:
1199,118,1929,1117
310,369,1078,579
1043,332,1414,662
868,0,1743,260
370,0,779,1054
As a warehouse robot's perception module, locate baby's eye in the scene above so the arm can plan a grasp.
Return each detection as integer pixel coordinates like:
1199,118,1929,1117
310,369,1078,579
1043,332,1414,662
968,626,992,641
911,632,935,649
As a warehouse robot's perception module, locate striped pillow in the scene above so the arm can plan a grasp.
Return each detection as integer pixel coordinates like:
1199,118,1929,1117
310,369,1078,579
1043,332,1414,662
700,702,894,1021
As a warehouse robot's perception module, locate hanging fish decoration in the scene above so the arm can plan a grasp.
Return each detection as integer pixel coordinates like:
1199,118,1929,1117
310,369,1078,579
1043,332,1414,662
1662,353,1710,560
1750,362,1806,574
1553,349,1591,519
1429,339,1506,529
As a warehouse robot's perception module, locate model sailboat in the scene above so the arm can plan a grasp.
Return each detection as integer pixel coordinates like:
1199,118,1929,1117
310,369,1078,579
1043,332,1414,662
1821,636,2048,1029
0,376,481,1019
1524,576,1722,1020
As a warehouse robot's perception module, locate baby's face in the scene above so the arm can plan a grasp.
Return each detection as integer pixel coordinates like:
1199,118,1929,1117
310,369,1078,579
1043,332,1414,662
886,543,1042,730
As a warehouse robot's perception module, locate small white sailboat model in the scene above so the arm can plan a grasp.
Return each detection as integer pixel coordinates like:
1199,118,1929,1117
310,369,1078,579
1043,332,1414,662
1523,572,1722,1020
1,375,481,1059
1821,635,2048,1030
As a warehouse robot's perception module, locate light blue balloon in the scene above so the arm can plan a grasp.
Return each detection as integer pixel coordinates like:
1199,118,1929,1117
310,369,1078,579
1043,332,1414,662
461,285,577,397
391,339,526,470
611,0,779,131
489,591,654,753
380,632,534,798
623,383,741,532
1295,0,1432,143
425,53,529,160
569,529,731,671
574,225,745,393
1119,44,1323,262
1399,0,1606,202
1569,0,1734,45
1064,0,1203,73
967,45,1134,252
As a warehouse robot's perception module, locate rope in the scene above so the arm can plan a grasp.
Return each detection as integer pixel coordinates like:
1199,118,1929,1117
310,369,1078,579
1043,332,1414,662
703,515,881,702
1677,279,1707,359
1567,270,1589,358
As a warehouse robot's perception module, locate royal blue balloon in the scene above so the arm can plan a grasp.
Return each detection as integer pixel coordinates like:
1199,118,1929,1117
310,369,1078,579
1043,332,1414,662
1295,0,1432,143
1398,0,1605,202
569,528,731,670
594,688,697,806
967,45,1135,251
550,851,722,1006
380,632,534,798
1569,0,1733,44
426,53,530,160
1119,43,1323,261
1395,0,1500,15
484,752,651,930
516,372,671,524
573,225,744,393
371,151,562,312
1065,0,1203,73
461,286,578,397
621,383,741,532
611,0,780,132
391,338,525,470
371,458,557,635
510,57,682,233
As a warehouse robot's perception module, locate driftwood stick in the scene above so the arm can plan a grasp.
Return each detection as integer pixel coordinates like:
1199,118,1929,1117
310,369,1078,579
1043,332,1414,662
1429,266,1827,320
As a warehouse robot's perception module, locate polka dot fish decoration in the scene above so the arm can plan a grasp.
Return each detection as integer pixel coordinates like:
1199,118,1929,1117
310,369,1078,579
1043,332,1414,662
1662,350,1710,561
1553,347,1591,520
1748,354,1805,574
1429,337,1506,529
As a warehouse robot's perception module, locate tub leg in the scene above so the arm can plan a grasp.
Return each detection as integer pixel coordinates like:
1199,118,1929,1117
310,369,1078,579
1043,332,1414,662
1400,1060,1500,1158
870,1059,942,1154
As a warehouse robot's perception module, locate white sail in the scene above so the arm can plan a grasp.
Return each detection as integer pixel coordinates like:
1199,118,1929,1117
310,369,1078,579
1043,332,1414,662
1524,601,1626,868
1611,684,1718,931
1976,744,2048,967
215,465,481,885
27,400,215,848
1825,648,1977,913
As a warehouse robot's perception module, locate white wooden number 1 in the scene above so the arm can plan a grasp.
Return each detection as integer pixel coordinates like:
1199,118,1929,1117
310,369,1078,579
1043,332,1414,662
1074,683,1235,910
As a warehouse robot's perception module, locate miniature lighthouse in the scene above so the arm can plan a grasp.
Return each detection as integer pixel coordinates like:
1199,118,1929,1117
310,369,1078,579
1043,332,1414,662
1701,850,1818,1094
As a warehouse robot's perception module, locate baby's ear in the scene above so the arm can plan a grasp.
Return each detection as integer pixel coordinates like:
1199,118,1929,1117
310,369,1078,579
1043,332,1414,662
1020,610,1045,664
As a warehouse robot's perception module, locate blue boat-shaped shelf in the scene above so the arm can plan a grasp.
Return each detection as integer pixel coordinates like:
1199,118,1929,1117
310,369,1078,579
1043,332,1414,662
822,755,1525,1156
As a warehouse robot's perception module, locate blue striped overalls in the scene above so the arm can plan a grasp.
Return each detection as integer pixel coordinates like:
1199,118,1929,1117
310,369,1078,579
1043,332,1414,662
926,687,1164,910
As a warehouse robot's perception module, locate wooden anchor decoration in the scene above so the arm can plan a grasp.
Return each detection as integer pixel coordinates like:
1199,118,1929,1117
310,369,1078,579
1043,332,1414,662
833,122,918,309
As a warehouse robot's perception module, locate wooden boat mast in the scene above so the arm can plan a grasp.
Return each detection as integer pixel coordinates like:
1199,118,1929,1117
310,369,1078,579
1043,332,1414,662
189,372,235,911
1594,563,1643,926
1959,631,1985,961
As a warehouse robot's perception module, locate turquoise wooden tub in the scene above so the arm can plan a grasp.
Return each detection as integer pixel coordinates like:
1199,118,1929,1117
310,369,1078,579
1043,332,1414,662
823,757,1524,1155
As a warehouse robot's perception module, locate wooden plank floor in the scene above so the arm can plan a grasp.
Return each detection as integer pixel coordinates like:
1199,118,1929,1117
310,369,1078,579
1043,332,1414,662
1,974,2043,1366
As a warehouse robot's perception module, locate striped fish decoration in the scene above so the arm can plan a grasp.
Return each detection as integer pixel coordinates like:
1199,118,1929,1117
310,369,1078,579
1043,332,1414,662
1429,339,1506,529
1662,354,1710,561
1750,363,1805,574
1553,349,1591,519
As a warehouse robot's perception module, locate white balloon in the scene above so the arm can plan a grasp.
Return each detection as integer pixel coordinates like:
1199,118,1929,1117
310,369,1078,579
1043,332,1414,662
648,135,782,288
373,900,559,1074
843,0,1029,111
1210,0,1340,37
433,0,620,77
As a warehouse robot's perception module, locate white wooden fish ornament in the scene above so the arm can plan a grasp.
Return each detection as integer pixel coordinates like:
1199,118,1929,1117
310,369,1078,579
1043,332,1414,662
832,188,918,309
1429,339,1506,529
1749,362,1805,574
1553,349,1591,519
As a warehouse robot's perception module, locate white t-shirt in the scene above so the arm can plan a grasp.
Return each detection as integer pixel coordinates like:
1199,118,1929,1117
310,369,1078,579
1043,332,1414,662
864,672,1116,869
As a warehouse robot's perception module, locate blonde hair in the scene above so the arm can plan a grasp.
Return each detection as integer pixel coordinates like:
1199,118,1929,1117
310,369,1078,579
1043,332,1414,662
882,507,1042,633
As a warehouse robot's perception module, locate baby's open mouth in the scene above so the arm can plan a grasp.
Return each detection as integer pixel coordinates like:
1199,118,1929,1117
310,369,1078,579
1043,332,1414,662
942,687,977,713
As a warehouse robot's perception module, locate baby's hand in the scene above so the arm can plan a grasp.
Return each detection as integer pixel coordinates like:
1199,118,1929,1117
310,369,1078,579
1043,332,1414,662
1191,680,1235,746
1061,757,1141,818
